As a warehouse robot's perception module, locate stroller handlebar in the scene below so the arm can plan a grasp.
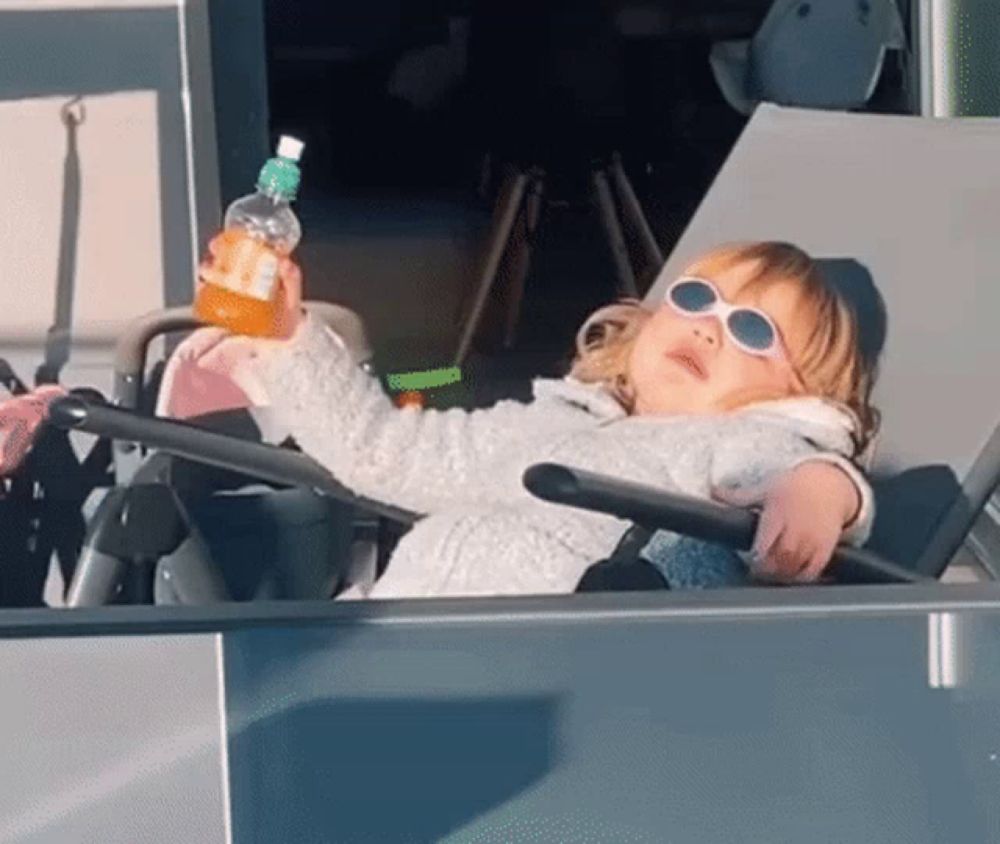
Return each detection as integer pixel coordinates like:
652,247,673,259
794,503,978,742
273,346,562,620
42,397,922,587
523,462,927,585
48,395,417,526
113,307,202,408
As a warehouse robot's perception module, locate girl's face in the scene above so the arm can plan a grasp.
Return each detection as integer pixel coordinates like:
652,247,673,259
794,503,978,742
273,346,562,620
628,261,807,416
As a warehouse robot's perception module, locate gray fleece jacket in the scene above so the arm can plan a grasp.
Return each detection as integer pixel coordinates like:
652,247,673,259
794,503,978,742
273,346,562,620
232,314,875,599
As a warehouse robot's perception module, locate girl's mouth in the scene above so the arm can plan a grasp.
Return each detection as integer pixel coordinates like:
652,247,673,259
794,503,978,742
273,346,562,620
665,349,708,380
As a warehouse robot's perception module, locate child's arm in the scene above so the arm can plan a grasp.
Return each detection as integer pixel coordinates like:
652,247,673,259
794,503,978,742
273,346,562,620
787,454,871,545
711,442,875,583
732,460,869,583
198,315,560,515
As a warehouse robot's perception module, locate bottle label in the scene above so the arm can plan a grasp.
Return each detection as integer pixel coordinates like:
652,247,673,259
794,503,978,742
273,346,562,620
206,231,281,302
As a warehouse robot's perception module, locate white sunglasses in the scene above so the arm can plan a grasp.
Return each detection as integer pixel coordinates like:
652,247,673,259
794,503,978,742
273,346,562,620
664,277,787,359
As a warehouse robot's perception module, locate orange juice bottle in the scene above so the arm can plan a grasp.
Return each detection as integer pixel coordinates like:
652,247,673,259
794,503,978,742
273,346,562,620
195,135,305,337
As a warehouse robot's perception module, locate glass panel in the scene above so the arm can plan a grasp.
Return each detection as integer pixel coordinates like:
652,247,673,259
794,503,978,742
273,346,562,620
0,633,227,844
923,0,1000,116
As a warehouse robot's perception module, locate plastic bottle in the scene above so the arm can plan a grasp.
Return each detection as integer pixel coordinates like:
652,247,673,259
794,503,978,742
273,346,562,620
194,135,305,337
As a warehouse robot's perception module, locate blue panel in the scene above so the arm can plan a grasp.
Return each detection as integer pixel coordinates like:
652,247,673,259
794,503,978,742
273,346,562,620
222,602,1000,842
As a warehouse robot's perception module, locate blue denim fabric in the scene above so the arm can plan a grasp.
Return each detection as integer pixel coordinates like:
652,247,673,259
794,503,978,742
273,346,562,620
641,531,751,589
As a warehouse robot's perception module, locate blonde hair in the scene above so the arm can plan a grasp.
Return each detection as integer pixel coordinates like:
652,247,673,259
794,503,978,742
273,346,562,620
569,241,880,455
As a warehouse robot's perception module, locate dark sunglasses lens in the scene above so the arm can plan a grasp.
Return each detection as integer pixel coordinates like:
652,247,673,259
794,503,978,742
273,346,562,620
728,310,776,351
669,280,716,312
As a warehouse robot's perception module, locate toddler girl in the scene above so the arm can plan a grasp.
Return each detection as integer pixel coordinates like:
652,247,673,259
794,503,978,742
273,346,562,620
160,240,878,598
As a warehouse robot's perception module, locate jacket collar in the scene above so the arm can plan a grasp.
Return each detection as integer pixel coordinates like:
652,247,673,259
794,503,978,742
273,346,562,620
734,396,864,461
536,379,866,460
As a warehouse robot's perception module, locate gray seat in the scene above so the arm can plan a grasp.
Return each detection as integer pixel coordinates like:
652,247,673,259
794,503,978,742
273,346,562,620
710,0,906,114
636,103,1000,578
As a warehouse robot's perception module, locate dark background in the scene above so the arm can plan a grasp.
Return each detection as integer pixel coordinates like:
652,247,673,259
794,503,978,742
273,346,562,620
209,0,908,403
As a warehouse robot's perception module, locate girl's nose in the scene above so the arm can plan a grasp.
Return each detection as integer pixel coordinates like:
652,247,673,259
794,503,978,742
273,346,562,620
692,318,721,347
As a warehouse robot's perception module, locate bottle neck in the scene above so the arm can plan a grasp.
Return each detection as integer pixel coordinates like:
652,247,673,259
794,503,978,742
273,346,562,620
257,185,291,205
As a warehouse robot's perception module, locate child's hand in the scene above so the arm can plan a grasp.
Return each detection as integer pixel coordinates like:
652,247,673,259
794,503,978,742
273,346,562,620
0,385,67,477
162,251,305,419
712,460,862,583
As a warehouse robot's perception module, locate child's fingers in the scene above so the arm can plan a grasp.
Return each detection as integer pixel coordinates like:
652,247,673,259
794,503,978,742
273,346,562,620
196,339,246,374
276,259,304,340
759,525,810,579
280,258,301,290
176,326,232,359
794,542,837,583
279,260,302,311
750,501,785,568
758,534,792,576
810,528,841,579
195,237,225,284
205,234,225,259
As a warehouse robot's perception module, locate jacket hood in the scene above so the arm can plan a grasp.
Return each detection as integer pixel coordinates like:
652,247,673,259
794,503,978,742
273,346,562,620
734,396,863,461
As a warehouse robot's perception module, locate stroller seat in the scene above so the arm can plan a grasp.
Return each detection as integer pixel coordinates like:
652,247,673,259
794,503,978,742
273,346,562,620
59,302,377,607
184,484,351,603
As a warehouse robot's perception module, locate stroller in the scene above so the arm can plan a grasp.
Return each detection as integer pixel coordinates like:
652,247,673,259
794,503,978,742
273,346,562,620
43,294,917,607
42,301,417,607
30,104,1000,605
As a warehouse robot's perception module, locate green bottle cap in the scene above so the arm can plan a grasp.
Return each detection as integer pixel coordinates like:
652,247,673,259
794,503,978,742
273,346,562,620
257,135,304,201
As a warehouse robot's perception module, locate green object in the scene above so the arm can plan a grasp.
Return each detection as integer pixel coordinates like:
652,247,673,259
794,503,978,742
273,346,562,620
952,0,1000,116
257,156,301,202
386,367,463,392
922,0,1000,117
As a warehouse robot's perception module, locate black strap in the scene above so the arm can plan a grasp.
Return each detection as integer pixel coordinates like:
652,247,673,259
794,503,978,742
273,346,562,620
608,524,654,563
37,97,85,386
575,524,669,592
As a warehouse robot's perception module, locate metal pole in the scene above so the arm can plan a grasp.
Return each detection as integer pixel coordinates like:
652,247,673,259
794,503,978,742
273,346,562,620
917,0,956,117
592,168,638,299
609,154,663,271
455,171,531,365
503,174,545,349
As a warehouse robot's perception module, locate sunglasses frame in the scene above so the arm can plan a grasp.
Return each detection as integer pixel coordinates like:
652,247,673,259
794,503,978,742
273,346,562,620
664,276,788,359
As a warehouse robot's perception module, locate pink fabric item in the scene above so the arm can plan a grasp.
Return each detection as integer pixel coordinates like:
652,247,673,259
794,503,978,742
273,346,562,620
0,385,67,477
